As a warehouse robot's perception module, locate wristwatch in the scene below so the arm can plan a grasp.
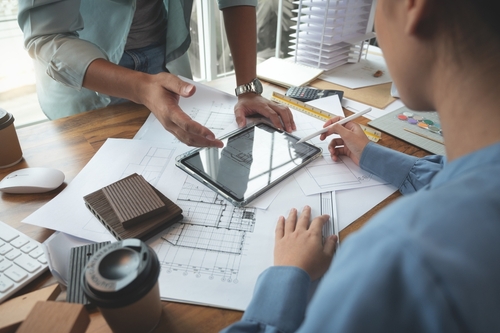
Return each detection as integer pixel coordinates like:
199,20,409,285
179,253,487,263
235,78,263,96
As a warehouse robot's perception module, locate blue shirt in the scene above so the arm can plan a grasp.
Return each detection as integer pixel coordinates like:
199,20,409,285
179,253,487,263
222,142,500,333
17,0,256,119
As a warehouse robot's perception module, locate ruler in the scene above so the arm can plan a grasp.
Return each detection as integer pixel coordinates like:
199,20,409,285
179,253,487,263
271,92,334,121
270,91,381,142
360,125,382,143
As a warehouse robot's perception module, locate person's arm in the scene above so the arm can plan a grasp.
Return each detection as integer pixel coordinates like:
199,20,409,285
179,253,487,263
222,207,461,333
220,266,310,333
19,0,223,148
18,0,106,89
221,206,336,333
220,4,296,133
324,117,444,195
360,142,444,194
82,59,223,148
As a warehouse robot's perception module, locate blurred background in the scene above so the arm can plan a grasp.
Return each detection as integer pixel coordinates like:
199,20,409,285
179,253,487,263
0,0,295,128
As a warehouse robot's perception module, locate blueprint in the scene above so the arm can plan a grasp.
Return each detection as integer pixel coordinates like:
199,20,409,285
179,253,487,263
23,79,393,310
150,171,336,309
23,137,336,310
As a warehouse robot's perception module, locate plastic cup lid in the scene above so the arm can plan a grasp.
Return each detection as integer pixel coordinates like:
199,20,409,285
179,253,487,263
0,108,14,130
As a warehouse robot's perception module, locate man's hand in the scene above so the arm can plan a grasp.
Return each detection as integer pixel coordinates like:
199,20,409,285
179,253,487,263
234,93,296,132
84,59,224,148
141,73,224,148
274,206,337,281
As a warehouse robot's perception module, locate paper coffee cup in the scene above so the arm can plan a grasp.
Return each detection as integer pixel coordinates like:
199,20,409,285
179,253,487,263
82,239,162,333
0,108,23,168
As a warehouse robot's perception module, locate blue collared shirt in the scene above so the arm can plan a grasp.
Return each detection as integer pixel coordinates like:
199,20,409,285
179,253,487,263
222,142,500,333
17,0,256,119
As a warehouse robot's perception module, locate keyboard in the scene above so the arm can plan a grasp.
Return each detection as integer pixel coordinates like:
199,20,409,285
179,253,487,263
0,220,48,303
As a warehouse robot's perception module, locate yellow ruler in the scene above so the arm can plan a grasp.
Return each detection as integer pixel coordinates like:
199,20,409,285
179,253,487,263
359,125,382,143
270,91,381,142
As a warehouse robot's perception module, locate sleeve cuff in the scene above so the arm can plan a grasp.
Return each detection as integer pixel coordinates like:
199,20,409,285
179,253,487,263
242,266,310,332
360,142,419,191
46,38,107,90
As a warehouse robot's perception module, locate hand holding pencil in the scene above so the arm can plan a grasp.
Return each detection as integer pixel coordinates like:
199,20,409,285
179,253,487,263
327,119,371,166
296,108,372,144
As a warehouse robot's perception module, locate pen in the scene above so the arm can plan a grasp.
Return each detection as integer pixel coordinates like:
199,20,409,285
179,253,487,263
296,107,372,144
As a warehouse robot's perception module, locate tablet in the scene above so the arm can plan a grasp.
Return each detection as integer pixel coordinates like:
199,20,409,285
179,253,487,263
175,122,322,207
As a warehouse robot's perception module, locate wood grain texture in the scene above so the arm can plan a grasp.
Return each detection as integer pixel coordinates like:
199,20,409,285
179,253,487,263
0,284,61,333
0,80,431,333
101,173,167,228
16,301,90,333
84,174,182,240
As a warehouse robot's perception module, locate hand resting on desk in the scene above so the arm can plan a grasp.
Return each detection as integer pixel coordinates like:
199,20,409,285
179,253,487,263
319,116,370,166
274,206,337,281
234,94,296,133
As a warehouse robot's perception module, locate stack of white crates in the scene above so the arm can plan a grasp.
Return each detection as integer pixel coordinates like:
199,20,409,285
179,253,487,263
289,0,377,70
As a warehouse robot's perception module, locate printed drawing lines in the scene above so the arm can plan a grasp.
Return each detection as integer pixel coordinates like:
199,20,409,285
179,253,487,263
153,180,256,283
304,147,374,189
192,101,235,135
122,146,175,186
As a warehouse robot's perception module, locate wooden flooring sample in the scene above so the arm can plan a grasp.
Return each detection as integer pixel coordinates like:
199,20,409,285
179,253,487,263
84,173,183,241
0,284,61,333
16,301,89,333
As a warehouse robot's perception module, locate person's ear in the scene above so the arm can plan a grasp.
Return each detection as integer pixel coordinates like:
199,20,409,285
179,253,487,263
405,0,436,38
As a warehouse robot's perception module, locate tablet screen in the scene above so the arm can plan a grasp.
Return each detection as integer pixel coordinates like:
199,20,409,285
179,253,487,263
177,123,322,206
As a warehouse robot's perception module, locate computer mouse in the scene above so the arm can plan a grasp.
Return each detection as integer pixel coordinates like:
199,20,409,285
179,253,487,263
0,167,65,194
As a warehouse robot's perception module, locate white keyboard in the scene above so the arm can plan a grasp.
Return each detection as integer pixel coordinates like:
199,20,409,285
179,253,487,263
0,220,48,303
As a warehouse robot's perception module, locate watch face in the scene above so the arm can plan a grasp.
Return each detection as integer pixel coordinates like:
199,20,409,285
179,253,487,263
252,78,263,94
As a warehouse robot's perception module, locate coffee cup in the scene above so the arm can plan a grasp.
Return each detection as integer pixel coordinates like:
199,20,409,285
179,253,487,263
81,239,162,333
0,108,23,168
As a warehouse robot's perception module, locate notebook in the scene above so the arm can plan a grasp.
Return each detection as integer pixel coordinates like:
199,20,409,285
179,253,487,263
257,57,324,87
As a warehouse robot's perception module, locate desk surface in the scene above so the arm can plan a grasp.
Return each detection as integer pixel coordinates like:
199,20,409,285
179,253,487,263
0,78,429,332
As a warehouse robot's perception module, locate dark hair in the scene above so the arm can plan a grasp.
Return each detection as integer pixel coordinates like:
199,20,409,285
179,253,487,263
472,1,500,37
437,0,500,60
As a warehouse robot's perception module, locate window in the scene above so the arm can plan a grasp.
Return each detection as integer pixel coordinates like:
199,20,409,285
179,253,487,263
0,0,46,128
189,0,296,81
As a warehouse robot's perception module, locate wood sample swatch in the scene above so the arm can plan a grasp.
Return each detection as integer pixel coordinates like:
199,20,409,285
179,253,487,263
16,301,89,333
0,284,61,333
102,174,167,228
66,242,111,305
83,173,183,241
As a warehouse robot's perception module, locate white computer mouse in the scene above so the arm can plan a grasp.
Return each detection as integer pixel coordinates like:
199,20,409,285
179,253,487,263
0,167,65,194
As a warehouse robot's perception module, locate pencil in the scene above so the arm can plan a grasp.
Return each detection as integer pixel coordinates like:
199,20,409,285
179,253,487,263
296,107,372,144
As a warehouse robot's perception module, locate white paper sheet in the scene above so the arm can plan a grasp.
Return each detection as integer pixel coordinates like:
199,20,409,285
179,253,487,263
24,137,338,310
151,176,337,309
336,185,397,231
24,139,183,243
342,97,404,120
24,78,400,311
319,53,393,89
305,94,344,118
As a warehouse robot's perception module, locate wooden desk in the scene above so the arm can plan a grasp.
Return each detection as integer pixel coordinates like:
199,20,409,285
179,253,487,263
0,79,430,332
